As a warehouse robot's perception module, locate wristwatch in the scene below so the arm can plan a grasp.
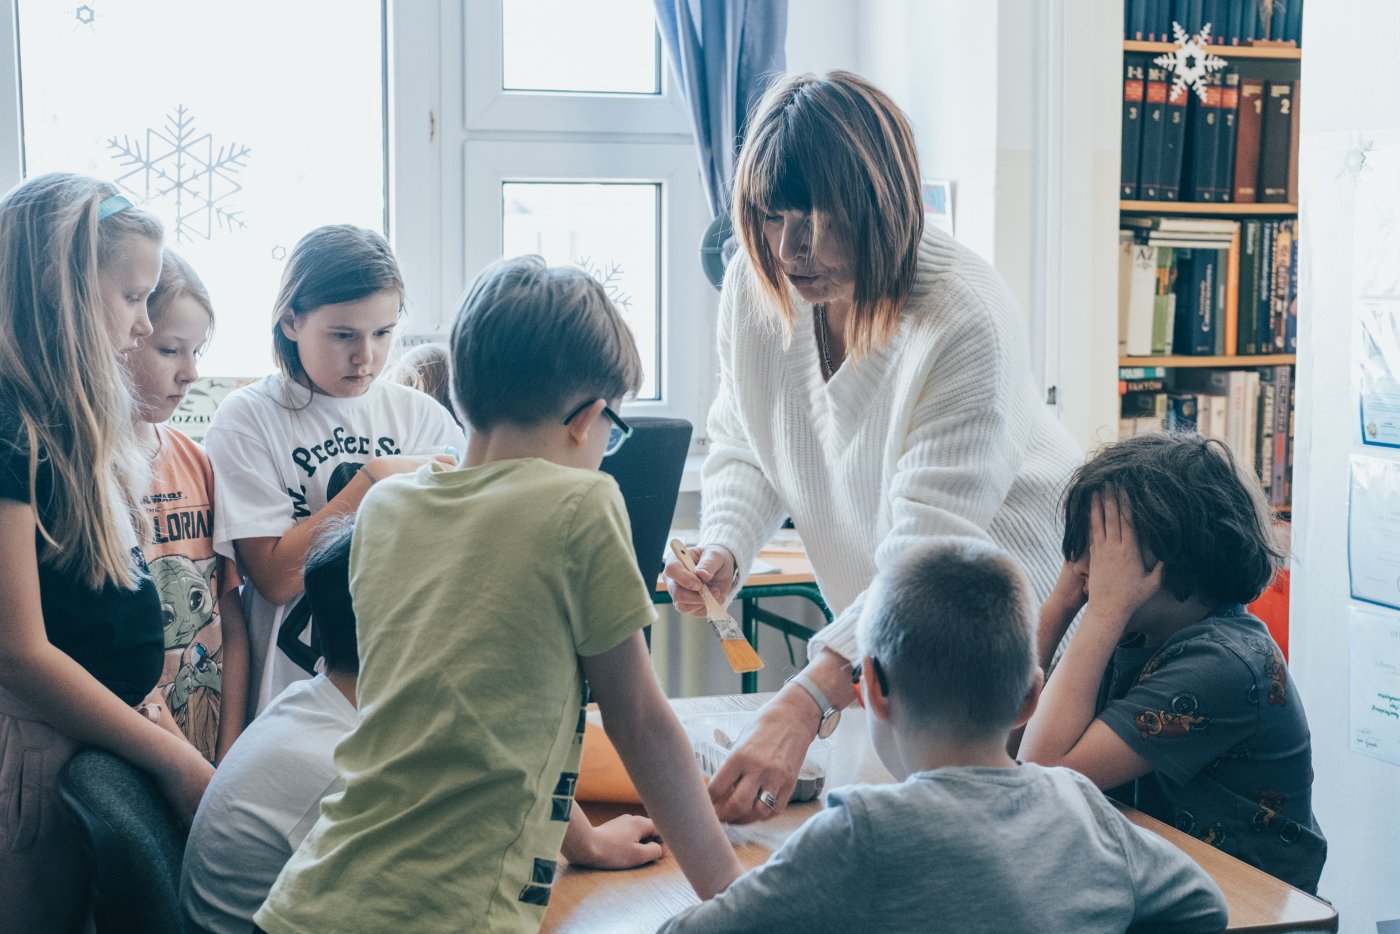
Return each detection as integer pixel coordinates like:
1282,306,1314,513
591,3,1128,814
789,671,841,739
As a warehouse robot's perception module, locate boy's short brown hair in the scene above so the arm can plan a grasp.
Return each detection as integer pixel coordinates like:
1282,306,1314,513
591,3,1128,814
858,539,1037,741
1062,433,1282,606
449,255,643,432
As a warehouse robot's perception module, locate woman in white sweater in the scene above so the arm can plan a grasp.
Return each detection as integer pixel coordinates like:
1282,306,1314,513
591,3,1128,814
663,71,1081,822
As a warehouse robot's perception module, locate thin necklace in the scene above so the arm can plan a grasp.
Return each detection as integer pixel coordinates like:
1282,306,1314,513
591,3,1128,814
815,304,834,380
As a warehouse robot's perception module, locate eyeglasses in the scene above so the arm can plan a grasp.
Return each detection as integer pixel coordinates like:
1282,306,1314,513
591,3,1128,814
849,657,888,708
562,400,633,456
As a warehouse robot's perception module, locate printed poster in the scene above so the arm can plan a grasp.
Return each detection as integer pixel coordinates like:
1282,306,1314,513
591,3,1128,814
1356,302,1400,447
1349,606,1400,767
1349,455,1400,609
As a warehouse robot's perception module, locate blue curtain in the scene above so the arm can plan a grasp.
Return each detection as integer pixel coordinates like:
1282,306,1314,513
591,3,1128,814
653,0,789,219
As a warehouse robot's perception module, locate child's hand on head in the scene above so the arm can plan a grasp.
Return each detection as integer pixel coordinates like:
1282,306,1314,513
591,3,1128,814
1085,490,1163,619
1048,560,1089,616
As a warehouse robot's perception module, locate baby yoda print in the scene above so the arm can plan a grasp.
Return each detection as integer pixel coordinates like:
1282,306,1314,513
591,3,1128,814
150,554,224,760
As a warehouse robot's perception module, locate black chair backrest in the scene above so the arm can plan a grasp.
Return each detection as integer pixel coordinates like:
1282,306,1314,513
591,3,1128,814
599,417,692,589
58,749,187,934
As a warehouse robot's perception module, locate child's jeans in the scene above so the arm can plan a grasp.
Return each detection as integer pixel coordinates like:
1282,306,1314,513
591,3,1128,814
0,685,90,934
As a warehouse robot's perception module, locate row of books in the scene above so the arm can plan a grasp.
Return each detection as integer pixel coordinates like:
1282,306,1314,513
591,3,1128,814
1119,365,1294,507
1117,217,1297,357
1124,0,1303,45
1121,62,1297,203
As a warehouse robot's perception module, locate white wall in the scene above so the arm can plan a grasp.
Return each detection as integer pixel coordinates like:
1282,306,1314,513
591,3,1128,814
1291,3,1400,930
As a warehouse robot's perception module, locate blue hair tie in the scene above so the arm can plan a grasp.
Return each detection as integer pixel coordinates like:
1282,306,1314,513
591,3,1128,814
97,194,132,221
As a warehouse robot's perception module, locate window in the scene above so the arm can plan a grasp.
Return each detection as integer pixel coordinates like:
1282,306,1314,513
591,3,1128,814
450,1,711,432
8,0,386,379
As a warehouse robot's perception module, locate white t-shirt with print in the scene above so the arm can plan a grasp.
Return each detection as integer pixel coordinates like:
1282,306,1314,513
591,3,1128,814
205,374,465,713
179,674,358,934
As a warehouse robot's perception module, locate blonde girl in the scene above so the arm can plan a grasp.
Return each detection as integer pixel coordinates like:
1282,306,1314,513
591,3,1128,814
126,250,250,763
0,174,214,931
205,225,463,714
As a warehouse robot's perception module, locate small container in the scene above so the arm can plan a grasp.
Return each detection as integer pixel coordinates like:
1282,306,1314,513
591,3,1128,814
681,711,832,803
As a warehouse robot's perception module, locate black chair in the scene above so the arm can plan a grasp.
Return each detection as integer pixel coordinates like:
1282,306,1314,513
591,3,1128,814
599,416,692,591
58,748,187,934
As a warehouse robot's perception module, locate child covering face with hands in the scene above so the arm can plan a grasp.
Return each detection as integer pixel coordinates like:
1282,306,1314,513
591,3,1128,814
1019,433,1326,893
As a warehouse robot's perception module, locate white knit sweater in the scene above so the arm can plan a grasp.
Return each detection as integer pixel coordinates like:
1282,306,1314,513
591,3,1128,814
699,228,1083,663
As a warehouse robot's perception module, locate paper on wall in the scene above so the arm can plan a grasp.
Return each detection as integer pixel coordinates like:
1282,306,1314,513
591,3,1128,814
1348,455,1400,610
1357,302,1400,447
1349,605,1400,767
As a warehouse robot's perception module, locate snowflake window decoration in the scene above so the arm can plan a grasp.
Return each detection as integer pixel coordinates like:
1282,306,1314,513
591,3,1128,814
577,257,633,312
74,5,95,25
1153,22,1228,103
107,105,251,244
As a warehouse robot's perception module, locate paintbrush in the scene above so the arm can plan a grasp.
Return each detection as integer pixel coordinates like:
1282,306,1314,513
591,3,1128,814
668,538,764,673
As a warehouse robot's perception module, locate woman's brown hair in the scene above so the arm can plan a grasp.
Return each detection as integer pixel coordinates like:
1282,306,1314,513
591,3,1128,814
732,70,924,359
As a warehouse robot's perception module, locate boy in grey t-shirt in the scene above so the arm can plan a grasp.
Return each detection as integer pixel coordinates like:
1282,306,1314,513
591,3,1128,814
661,540,1227,934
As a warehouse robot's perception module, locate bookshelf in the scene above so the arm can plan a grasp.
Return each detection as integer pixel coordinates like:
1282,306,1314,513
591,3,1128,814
1116,0,1301,514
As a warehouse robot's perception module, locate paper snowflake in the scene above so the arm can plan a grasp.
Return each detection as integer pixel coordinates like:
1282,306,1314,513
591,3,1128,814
74,5,95,25
1337,135,1375,183
1154,22,1228,103
107,105,251,243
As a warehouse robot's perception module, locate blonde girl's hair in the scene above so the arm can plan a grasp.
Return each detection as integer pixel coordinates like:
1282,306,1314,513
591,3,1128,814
271,224,404,393
731,70,924,360
389,342,456,417
148,248,214,331
0,174,163,590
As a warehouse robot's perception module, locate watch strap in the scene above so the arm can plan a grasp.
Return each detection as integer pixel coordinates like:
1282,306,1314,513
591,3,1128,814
790,671,836,719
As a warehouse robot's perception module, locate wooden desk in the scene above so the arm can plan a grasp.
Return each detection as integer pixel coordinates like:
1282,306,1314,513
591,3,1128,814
543,694,1337,934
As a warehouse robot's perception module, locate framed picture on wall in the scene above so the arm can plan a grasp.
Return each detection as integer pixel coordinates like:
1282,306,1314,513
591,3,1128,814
921,179,954,237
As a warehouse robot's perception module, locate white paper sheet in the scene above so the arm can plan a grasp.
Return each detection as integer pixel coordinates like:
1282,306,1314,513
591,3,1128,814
1348,455,1400,610
1349,605,1400,767
1357,302,1400,447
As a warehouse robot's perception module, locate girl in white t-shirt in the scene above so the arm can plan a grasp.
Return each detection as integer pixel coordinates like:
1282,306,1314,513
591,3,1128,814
206,225,463,714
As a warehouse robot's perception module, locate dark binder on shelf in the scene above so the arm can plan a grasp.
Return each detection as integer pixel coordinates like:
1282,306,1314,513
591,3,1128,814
1238,221,1262,354
1215,69,1240,201
1286,0,1304,44
1161,81,1190,200
1202,0,1221,41
1188,71,1223,201
1141,63,1170,200
1259,81,1293,202
1156,0,1172,41
1272,220,1293,352
1128,0,1149,39
1225,0,1243,43
1186,0,1203,34
1122,55,1147,199
1233,78,1265,202
1270,0,1289,40
1173,248,1220,355
1286,227,1298,353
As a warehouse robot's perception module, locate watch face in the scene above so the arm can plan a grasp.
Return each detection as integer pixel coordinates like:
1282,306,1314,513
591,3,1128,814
817,709,841,739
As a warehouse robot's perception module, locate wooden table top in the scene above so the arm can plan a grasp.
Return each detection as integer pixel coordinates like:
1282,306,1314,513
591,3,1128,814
655,544,817,593
543,694,1338,934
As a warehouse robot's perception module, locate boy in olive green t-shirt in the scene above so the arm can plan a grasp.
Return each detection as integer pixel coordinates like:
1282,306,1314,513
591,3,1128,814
256,257,741,934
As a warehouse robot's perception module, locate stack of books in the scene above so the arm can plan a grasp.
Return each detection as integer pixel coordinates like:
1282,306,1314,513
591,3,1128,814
1118,217,1297,357
1119,365,1294,507
1124,0,1304,45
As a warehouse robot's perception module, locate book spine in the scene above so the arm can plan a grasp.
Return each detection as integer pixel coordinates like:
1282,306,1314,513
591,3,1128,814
1122,55,1147,199
1272,365,1292,503
1129,0,1148,39
1272,220,1294,352
1286,0,1304,44
1213,247,1228,355
1259,81,1294,202
1238,221,1261,354
1167,393,1199,432
1243,370,1261,477
1152,246,1177,355
1189,72,1223,201
1194,251,1217,354
1215,69,1240,201
1226,369,1247,462
1270,0,1289,40
1172,249,1197,354
1119,366,1170,379
1286,225,1299,353
1187,0,1204,33
1258,371,1276,495
1226,0,1243,43
1157,0,1173,41
1161,78,1191,200
1243,0,1258,42
1210,394,1228,442
1257,221,1277,353
1287,78,1302,204
1128,243,1158,355
1233,79,1265,202
1224,223,1241,355
1141,64,1171,200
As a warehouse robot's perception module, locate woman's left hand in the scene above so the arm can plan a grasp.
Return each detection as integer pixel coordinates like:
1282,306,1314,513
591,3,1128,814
706,687,821,823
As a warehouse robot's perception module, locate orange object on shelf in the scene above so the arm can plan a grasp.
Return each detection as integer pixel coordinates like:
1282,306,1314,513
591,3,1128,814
1249,568,1290,661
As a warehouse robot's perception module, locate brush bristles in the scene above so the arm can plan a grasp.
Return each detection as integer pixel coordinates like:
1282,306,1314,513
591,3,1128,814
721,638,764,673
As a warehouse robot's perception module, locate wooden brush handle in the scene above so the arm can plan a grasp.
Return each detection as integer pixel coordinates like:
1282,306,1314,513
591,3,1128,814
668,538,730,616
